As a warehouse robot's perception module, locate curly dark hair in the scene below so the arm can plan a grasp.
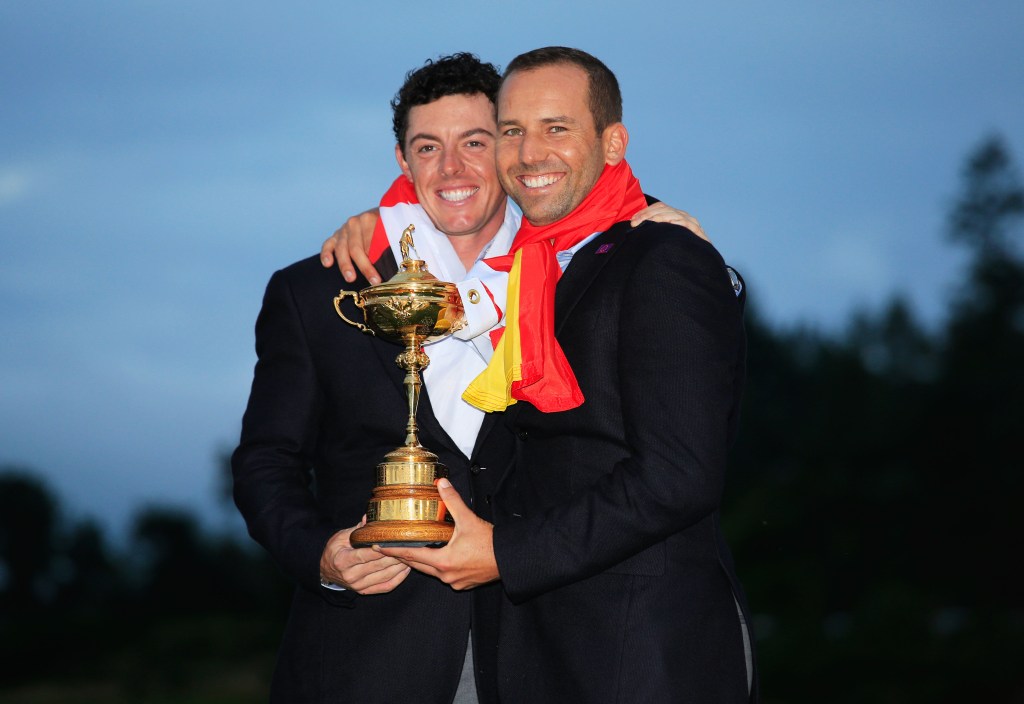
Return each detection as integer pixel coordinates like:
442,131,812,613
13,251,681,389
503,47,622,133
392,53,502,155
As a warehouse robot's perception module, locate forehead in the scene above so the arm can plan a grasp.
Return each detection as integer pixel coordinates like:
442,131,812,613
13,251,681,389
497,64,591,123
405,92,497,138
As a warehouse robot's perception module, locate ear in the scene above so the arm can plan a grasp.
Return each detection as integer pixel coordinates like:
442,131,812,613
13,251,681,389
395,143,414,182
602,123,629,166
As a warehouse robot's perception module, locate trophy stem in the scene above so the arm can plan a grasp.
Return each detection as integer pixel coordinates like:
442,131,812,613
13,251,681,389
340,224,461,548
398,340,430,448
351,338,451,549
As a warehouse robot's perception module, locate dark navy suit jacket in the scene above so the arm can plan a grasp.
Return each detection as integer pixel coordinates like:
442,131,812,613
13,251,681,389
491,220,758,703
232,253,513,704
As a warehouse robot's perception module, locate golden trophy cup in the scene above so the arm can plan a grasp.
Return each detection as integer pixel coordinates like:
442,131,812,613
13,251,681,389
333,225,465,547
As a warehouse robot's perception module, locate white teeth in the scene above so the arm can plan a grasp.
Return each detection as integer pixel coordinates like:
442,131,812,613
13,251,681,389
438,187,478,202
521,174,561,188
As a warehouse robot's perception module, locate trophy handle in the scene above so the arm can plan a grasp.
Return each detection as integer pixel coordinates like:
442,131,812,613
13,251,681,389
333,290,373,335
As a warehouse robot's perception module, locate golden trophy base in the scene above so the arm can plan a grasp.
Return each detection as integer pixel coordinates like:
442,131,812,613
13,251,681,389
348,445,455,548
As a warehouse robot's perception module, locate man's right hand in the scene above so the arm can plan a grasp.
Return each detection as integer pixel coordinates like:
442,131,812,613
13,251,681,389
319,519,411,594
320,208,382,285
630,203,709,242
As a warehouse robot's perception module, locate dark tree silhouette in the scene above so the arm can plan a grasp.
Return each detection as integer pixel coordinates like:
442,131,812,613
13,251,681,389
57,519,120,607
925,135,1024,612
0,468,58,609
723,135,1024,703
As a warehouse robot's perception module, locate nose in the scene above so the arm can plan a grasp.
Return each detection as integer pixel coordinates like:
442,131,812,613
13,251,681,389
440,149,465,176
519,131,545,165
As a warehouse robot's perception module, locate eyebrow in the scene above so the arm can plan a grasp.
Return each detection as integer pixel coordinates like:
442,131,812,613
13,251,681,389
408,127,495,143
460,127,495,139
497,115,578,128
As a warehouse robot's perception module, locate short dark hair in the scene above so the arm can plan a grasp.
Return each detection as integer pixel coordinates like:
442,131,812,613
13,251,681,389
502,47,622,133
392,53,502,154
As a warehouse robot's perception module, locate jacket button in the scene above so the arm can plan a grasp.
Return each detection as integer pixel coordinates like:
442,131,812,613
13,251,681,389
517,430,529,441
469,463,482,475
485,494,492,504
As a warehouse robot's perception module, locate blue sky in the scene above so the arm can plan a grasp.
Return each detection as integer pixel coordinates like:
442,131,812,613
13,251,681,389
2,1,1022,540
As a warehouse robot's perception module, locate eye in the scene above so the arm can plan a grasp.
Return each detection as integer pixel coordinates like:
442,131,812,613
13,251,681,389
466,140,487,148
416,144,438,154
502,127,523,137
548,125,567,134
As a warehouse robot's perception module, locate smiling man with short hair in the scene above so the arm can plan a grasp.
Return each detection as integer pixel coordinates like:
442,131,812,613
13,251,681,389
383,47,758,704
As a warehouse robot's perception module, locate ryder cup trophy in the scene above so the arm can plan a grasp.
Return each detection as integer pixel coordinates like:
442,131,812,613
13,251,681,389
333,225,465,547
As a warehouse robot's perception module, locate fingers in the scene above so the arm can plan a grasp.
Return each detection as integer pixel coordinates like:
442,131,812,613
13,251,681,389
334,547,407,591
321,211,383,284
630,203,710,243
683,214,708,242
629,203,661,227
631,202,683,226
335,220,359,283
349,238,379,285
380,541,495,591
435,478,470,523
348,562,412,595
320,228,341,268
351,210,382,284
377,484,498,591
320,523,409,593
378,545,442,571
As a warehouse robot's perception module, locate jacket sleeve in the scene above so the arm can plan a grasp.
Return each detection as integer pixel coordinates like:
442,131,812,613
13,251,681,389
231,269,352,604
493,231,745,602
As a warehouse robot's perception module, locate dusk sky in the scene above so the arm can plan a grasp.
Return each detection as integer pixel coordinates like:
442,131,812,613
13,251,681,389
2,1,1022,541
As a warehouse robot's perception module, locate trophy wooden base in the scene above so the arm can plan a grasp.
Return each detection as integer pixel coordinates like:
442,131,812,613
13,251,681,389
350,520,454,548
349,444,454,548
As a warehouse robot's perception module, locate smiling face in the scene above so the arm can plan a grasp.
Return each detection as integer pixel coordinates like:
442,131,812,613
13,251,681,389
396,92,507,247
496,63,627,225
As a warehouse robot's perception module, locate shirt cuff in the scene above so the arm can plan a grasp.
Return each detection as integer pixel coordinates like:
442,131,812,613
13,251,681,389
454,278,501,340
320,576,347,591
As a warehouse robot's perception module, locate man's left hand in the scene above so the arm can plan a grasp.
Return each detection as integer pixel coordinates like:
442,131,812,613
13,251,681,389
379,478,500,590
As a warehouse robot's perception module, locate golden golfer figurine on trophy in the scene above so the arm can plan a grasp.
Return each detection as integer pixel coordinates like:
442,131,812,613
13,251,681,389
333,225,465,547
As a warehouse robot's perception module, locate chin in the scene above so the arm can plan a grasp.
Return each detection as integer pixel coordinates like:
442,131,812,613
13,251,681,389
441,221,479,236
522,203,560,225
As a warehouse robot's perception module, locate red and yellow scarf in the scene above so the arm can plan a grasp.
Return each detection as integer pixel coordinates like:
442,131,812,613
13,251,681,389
463,160,646,413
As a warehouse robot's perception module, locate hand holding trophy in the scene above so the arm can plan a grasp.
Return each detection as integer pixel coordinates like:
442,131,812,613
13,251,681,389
333,225,465,547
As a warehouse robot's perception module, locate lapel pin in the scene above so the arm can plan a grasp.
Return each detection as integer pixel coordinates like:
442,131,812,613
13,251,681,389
596,243,614,254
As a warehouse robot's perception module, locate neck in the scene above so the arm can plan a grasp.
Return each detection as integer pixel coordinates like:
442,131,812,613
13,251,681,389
448,230,498,269
446,198,508,269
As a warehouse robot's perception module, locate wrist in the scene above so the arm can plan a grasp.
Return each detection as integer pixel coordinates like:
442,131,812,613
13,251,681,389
320,574,347,591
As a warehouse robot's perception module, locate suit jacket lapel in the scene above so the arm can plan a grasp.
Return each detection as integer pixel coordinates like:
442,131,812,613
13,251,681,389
367,338,462,458
490,403,521,493
470,410,502,461
554,220,633,333
416,388,463,458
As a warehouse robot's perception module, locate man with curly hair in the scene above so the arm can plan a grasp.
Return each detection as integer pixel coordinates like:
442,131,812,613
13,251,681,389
232,54,515,704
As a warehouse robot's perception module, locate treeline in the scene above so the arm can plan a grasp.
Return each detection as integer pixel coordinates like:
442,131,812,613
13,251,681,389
724,135,1023,702
0,474,291,701
1,136,1022,703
